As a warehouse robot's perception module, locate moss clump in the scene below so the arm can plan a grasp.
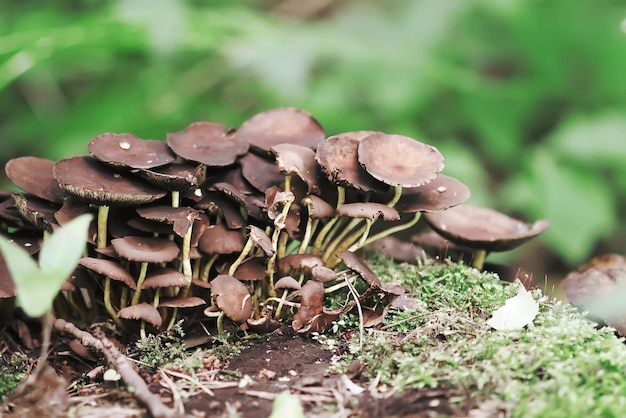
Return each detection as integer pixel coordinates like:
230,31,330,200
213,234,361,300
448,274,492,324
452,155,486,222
0,354,29,403
333,257,626,418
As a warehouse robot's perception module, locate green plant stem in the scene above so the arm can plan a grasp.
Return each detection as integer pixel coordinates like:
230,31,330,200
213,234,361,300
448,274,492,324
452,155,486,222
35,311,54,375
105,277,124,328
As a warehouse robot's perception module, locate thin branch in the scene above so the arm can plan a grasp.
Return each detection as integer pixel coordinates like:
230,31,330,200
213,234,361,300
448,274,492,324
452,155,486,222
53,318,177,418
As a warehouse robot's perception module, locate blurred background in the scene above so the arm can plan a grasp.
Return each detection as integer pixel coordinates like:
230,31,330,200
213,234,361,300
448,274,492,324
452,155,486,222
1,0,626,288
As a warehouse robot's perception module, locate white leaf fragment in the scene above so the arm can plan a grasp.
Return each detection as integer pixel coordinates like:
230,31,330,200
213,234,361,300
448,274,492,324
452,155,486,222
487,283,539,331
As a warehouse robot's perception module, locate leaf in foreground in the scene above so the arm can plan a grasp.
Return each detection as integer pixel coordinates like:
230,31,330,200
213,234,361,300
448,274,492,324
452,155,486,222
487,283,539,331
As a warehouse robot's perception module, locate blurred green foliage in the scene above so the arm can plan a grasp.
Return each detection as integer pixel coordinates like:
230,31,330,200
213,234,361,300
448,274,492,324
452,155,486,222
1,0,625,272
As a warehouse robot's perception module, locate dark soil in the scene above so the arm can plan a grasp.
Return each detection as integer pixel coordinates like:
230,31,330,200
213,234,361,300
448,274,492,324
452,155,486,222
1,322,476,417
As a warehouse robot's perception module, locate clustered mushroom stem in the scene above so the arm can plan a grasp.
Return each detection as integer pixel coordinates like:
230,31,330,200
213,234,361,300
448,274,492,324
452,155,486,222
321,218,361,261
171,190,180,208
471,249,488,271
273,289,290,319
166,308,179,331
324,274,357,294
131,262,150,306
104,277,124,328
362,212,422,248
264,297,300,308
387,185,403,208
325,225,369,269
181,222,193,283
97,205,110,249
201,254,219,281
228,238,255,277
277,231,288,260
347,219,374,253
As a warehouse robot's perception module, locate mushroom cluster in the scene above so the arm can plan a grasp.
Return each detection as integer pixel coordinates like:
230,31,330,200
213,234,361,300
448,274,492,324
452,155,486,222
0,107,548,336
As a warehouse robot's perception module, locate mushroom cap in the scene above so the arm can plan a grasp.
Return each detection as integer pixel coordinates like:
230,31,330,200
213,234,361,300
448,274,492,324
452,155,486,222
275,275,301,290
292,280,324,332
396,174,471,213
311,265,337,283
315,134,388,192
195,191,246,230
198,224,246,255
53,156,167,206
269,143,321,195
210,274,252,323
423,204,550,252
79,257,137,290
158,296,206,308
5,156,66,204
88,133,176,169
239,152,284,193
357,133,444,188
236,107,325,154
562,254,626,307
246,315,281,334
248,225,274,257
136,162,205,191
302,195,335,219
277,254,324,272
117,302,162,328
337,202,400,221
12,193,59,232
369,236,424,264
111,236,180,263
232,258,267,281
142,268,189,289
336,251,382,288
136,205,201,237
166,121,248,167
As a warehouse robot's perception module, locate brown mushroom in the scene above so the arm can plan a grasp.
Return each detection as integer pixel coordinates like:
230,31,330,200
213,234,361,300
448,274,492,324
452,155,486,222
5,156,66,204
88,132,176,169
423,204,550,270
117,302,163,338
236,108,325,155
210,274,252,323
167,121,248,167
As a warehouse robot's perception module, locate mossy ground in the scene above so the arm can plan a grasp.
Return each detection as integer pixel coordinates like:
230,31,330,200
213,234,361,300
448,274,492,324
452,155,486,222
326,256,626,417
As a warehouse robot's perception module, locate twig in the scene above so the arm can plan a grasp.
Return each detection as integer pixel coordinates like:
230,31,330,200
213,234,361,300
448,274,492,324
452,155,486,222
53,318,177,418
343,273,364,353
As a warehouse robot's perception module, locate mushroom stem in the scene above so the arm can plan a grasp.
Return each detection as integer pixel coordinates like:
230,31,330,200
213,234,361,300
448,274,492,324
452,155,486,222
387,185,403,208
321,218,360,262
201,254,219,281
361,212,422,247
228,237,255,277
312,186,345,255
471,249,488,271
104,277,124,328
325,225,369,269
171,190,180,208
273,289,290,319
131,262,150,306
181,222,193,283
347,219,374,253
97,205,110,249
324,274,357,294
264,297,301,308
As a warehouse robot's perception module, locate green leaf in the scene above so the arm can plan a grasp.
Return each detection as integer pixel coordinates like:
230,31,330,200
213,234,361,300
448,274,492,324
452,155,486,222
0,235,42,317
547,114,626,169
38,214,92,286
269,392,305,418
530,149,616,264
0,214,92,318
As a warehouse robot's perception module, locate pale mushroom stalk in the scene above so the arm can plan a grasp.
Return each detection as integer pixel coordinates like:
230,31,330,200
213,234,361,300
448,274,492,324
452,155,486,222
228,238,255,277
324,274,357,294
324,225,369,268
387,185,403,208
361,212,422,247
321,218,362,262
472,249,488,271
131,262,150,305
312,186,345,254
97,205,110,249
201,254,219,281
204,310,226,335
181,221,193,283
105,277,124,327
171,190,180,208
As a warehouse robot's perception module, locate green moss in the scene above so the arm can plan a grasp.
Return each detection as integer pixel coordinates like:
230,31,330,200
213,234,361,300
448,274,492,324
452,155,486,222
0,353,29,403
334,257,626,418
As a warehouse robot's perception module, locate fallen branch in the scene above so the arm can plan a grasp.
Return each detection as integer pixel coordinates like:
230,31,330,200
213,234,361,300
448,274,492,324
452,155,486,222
53,318,177,418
